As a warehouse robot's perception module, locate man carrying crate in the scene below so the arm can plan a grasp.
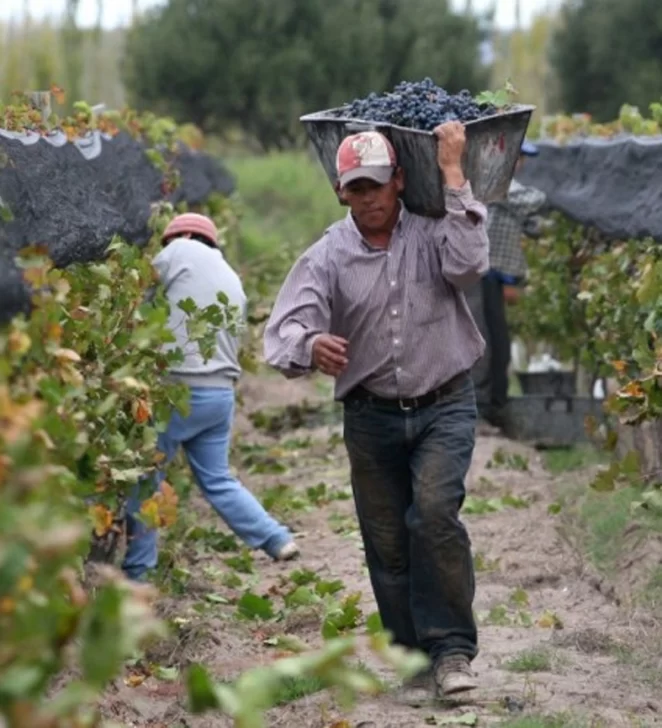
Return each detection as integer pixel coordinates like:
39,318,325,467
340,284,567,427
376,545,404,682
264,123,489,704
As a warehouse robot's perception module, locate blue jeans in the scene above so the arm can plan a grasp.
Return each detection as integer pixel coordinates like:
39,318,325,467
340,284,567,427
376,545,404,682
342,372,478,664
122,387,292,581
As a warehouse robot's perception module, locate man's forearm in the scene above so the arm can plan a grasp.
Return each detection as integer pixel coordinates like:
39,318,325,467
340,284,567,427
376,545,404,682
441,163,466,190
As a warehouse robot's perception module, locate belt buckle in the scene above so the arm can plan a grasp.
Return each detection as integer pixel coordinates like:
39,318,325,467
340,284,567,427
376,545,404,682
399,397,415,412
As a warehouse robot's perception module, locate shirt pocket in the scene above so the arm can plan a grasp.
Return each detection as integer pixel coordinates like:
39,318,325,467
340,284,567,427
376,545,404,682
406,280,447,327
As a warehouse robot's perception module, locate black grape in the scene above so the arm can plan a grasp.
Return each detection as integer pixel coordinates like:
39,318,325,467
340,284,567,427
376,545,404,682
328,78,497,131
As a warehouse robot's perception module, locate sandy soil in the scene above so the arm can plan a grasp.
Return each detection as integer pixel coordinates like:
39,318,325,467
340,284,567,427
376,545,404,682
99,371,662,728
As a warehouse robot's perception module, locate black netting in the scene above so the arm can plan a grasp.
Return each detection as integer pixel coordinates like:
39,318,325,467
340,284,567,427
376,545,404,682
0,131,235,322
516,137,662,242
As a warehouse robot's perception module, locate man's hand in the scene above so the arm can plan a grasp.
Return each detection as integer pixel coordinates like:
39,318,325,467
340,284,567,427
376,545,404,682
503,285,521,305
312,334,349,377
434,121,466,189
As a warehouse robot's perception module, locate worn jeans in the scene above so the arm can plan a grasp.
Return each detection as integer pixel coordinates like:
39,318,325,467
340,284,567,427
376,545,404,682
122,387,292,581
342,373,478,664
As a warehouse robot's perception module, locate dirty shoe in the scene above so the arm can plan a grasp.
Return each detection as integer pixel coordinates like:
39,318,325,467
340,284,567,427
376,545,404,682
274,540,300,561
393,668,434,707
434,654,477,697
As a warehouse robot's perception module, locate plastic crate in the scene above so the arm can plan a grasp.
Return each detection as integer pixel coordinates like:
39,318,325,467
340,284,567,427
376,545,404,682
502,395,606,448
516,370,577,397
300,104,535,217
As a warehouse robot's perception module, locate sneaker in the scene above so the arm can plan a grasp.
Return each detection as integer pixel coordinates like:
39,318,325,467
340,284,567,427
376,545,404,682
393,668,434,707
434,654,477,697
274,540,300,561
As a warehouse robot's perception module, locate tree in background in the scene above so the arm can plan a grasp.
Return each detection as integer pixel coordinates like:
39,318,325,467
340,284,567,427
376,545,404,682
551,0,662,120
0,17,126,112
122,0,489,150
491,11,559,121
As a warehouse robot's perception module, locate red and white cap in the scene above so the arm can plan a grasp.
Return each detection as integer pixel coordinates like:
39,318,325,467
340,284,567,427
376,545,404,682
162,212,218,245
336,131,397,188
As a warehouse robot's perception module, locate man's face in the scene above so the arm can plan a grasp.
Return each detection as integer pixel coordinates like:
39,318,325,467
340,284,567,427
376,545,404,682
339,168,404,230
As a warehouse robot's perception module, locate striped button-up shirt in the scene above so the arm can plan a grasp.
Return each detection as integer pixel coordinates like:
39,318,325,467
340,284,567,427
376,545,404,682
264,182,489,400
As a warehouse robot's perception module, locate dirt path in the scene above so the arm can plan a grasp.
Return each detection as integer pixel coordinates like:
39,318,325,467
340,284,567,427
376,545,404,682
101,372,662,728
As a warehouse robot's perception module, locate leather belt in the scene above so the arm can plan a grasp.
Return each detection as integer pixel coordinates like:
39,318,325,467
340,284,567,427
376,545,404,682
344,370,469,412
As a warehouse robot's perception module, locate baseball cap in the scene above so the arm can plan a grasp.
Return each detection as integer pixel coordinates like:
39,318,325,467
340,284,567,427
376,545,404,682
336,131,397,188
520,140,539,156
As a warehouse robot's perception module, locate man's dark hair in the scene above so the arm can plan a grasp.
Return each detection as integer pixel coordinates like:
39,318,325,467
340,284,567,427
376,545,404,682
162,232,217,249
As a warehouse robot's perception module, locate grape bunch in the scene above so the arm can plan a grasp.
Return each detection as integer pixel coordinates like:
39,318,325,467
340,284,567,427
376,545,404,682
329,78,496,131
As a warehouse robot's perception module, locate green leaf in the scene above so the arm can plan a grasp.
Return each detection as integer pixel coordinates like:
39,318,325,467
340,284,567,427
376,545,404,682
187,664,221,713
365,611,383,635
262,634,308,653
620,450,641,476
0,665,46,700
81,585,124,688
315,579,344,596
177,297,198,315
438,713,479,726
0,542,29,596
236,592,275,621
321,620,340,639
591,462,620,492
155,665,179,681
284,586,320,608
289,568,318,586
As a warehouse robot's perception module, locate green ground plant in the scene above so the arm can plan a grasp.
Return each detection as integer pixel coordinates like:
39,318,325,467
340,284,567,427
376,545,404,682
0,93,428,727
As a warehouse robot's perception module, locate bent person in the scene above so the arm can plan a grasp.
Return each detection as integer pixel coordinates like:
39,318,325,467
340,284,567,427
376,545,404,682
264,124,489,703
122,213,299,582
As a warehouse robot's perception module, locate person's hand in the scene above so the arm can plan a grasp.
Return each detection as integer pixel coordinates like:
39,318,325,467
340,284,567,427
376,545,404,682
503,285,521,305
312,334,349,377
433,121,466,188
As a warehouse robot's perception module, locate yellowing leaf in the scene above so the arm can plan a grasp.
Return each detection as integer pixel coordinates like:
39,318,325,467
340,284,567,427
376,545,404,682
612,360,627,374
0,387,44,445
17,575,33,593
53,348,81,363
0,597,15,615
620,381,644,398
7,330,32,355
51,84,66,105
22,264,51,288
537,610,564,629
124,673,147,688
138,478,180,530
59,365,84,387
0,454,11,485
157,480,179,527
132,398,152,425
46,322,63,342
139,498,161,529
90,504,114,537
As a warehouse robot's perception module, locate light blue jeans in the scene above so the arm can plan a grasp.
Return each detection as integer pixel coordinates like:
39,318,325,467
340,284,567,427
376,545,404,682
122,387,293,581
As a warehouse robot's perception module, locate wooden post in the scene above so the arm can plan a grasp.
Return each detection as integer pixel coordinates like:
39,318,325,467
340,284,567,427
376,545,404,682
25,91,52,124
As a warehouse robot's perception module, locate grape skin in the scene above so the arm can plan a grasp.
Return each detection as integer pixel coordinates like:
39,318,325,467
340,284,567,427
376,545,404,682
328,78,497,131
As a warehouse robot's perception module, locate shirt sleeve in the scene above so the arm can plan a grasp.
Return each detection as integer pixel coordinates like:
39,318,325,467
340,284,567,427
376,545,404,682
434,181,490,290
507,184,547,220
152,242,188,291
263,242,332,377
